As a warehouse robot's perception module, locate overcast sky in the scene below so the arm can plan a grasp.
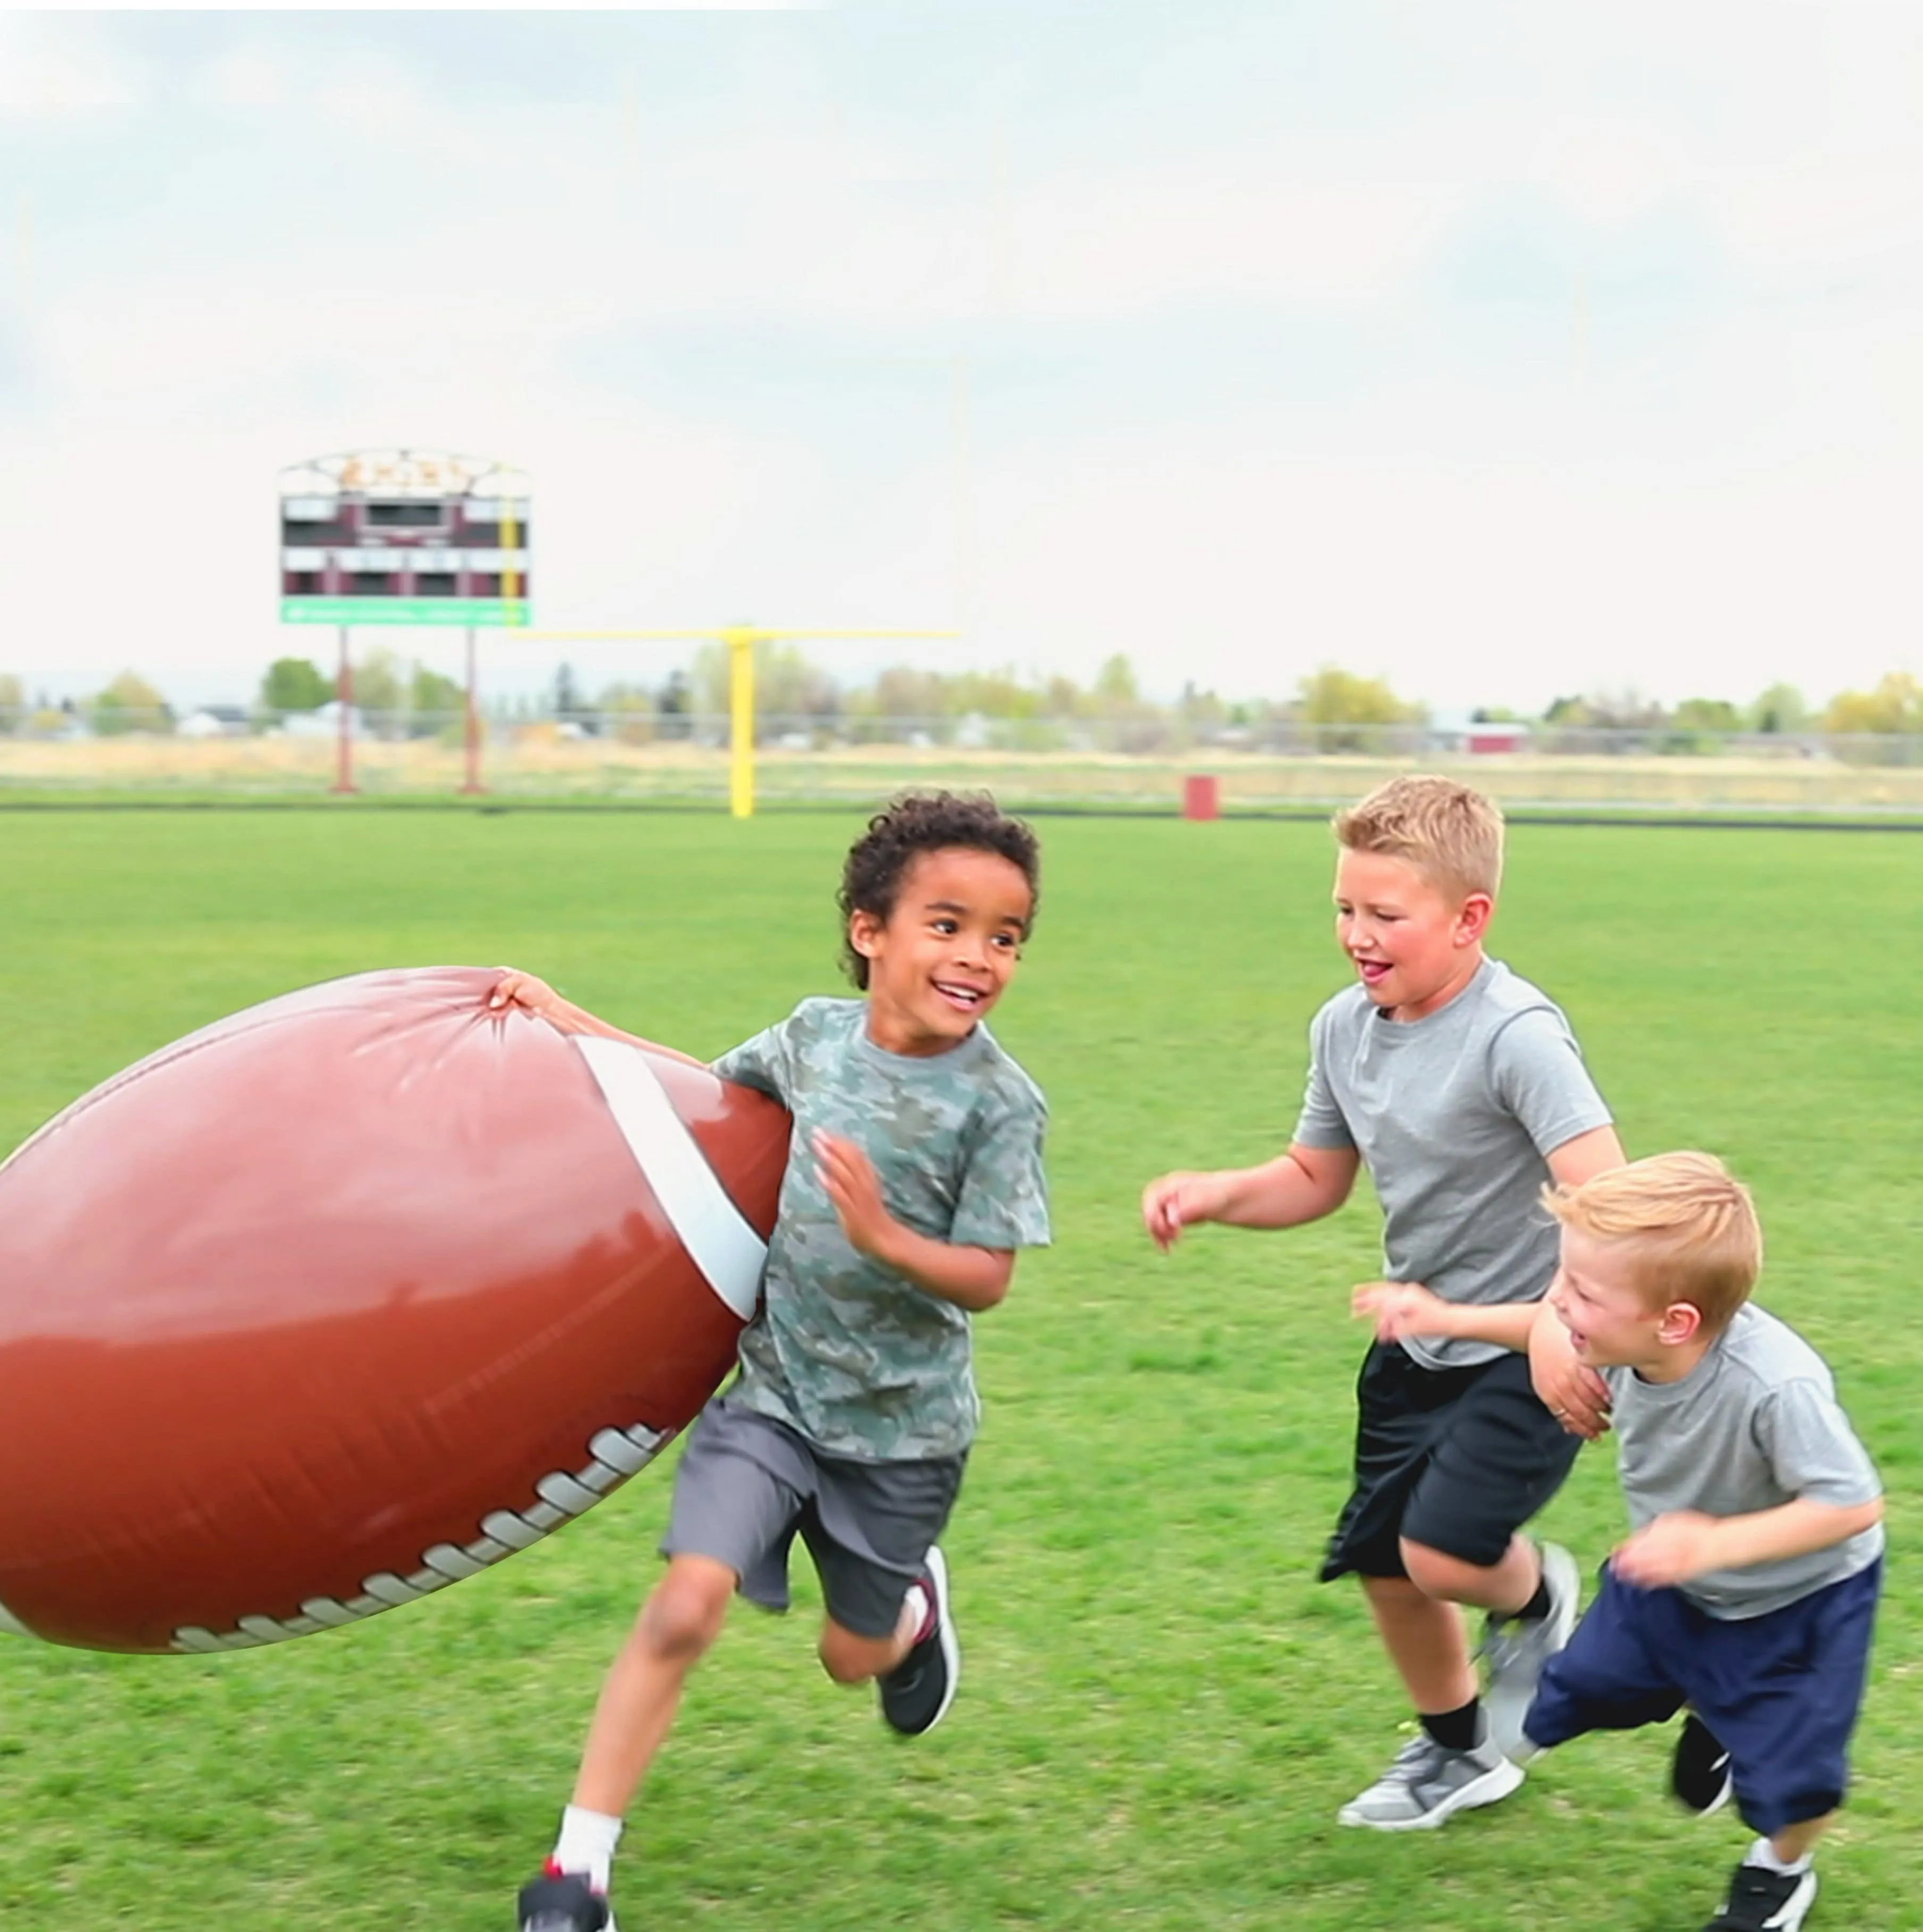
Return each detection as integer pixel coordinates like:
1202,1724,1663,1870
5,5,1923,713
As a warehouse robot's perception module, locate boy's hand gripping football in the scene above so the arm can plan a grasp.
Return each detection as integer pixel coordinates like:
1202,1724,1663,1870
487,968,579,1029
485,968,704,1065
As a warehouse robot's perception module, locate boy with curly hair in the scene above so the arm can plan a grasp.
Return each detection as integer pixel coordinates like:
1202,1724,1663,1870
494,791,1050,1932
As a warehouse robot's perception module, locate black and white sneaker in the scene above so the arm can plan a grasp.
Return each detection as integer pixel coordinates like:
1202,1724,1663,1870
519,1865,613,1932
1702,1859,1817,1932
879,1545,959,1736
1671,1712,1735,1816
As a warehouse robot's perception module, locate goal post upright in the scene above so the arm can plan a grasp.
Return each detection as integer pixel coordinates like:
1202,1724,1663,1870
518,626,959,817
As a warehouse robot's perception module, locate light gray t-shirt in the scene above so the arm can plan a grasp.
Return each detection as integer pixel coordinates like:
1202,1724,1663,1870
712,997,1050,1462
1602,1303,1884,1619
1292,958,1613,1369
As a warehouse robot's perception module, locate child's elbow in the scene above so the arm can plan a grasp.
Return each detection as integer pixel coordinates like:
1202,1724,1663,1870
974,1255,1016,1310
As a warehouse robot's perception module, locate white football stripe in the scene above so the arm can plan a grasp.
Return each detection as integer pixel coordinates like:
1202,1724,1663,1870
572,1035,768,1323
0,1598,31,1639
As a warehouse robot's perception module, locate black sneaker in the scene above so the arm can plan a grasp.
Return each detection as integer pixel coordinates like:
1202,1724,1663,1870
879,1545,959,1736
1671,1712,1734,1816
519,1865,612,1932
1703,1860,1817,1932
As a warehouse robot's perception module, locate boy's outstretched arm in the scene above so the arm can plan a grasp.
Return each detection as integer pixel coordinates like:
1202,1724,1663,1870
1528,1123,1628,1438
1141,1142,1360,1251
1353,1282,1541,1354
814,1131,1014,1312
1613,1496,1885,1588
487,969,705,1067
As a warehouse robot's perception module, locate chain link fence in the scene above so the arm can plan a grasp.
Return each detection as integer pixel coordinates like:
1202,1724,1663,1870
4,706,1922,814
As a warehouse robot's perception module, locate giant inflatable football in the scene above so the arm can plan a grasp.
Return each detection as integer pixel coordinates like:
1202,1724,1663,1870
0,967,788,1655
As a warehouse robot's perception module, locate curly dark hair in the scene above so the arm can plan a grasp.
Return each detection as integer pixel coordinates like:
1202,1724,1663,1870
837,790,1041,989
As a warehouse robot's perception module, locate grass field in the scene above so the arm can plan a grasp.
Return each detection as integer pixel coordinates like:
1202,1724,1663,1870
1,806,1917,1931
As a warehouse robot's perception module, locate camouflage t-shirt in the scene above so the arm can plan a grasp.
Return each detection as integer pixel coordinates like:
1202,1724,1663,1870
711,996,1051,1461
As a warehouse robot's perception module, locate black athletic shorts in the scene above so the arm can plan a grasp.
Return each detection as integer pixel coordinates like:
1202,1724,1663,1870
1319,1341,1581,1582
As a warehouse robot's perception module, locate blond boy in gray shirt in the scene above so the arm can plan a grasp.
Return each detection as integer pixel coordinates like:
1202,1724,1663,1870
1143,776,1624,1830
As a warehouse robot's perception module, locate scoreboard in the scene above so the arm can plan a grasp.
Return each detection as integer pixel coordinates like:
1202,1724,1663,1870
279,449,530,627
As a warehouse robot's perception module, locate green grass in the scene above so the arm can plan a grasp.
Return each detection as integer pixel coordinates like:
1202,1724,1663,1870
1,809,1917,1930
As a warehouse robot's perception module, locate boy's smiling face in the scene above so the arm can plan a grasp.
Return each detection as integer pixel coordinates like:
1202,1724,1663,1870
1333,848,1491,1022
852,846,1033,1056
1547,1226,1702,1375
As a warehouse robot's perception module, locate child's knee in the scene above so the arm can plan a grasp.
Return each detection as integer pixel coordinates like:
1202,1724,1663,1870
639,1560,735,1662
1400,1536,1484,1600
817,1622,893,1685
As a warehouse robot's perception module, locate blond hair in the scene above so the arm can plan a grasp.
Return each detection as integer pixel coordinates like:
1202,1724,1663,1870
1333,775,1504,901
1545,1152,1762,1334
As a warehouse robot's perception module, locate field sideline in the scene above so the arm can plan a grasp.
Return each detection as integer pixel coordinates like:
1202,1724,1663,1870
1,809,1917,1931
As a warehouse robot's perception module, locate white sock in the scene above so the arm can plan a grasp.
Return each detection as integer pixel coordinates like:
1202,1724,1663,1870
1749,1836,1813,1877
903,1581,934,1644
552,1804,623,1894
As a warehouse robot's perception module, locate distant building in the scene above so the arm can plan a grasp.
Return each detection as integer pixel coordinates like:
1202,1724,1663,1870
281,702,369,740
177,705,252,739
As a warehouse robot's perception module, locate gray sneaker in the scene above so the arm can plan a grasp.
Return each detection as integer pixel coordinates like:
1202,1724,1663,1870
1481,1541,1580,1761
1336,1724,1524,1831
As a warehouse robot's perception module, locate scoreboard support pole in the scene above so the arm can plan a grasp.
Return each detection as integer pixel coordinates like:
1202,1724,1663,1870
331,626,357,796
460,626,486,796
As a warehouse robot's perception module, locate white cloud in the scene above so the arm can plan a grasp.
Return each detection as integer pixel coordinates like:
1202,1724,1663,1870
202,50,289,111
1528,119,1692,227
1000,158,1469,318
1704,163,1923,278
0,15,142,113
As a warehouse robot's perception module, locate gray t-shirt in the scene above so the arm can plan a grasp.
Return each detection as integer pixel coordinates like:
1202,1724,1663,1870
1293,958,1613,1369
712,997,1050,1462
1602,1303,1884,1619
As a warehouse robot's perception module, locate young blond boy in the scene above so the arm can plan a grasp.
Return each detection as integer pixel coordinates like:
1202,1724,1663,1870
1358,1154,1884,1932
1142,775,1624,1828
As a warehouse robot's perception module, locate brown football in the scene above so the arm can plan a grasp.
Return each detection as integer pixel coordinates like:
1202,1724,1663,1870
0,966,788,1655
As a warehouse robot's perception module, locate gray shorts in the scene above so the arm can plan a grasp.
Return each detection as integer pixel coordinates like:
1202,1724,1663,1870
661,1396,966,1639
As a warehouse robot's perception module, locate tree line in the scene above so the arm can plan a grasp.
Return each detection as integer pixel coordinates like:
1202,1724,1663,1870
2,653,1921,744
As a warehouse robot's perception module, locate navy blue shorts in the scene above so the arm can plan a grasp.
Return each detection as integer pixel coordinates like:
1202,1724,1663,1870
1321,1342,1581,1581
1525,1558,1882,1836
